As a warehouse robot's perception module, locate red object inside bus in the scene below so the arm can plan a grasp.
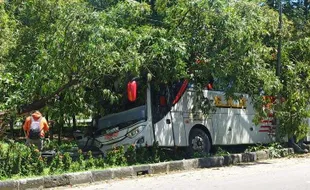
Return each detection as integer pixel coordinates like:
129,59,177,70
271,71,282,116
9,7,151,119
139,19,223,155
160,96,167,106
207,83,213,90
127,81,137,102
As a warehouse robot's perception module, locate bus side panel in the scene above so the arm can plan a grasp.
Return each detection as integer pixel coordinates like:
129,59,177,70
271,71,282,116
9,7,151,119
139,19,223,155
153,113,174,146
170,90,191,146
239,112,273,144
171,111,187,146
239,97,274,144
206,91,274,145
212,111,237,145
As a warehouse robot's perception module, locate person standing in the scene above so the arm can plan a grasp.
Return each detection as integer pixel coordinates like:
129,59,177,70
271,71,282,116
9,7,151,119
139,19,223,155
23,110,49,151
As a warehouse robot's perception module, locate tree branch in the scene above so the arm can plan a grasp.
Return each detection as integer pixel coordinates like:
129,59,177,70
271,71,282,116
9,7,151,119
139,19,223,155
19,79,79,114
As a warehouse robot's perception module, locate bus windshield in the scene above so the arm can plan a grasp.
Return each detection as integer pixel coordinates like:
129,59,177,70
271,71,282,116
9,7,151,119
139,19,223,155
95,81,148,131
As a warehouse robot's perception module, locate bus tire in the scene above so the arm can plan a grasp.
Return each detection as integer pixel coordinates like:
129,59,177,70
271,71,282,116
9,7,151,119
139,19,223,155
187,128,211,157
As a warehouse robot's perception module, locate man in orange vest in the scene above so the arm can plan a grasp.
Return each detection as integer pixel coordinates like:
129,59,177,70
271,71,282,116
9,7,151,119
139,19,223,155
23,110,49,151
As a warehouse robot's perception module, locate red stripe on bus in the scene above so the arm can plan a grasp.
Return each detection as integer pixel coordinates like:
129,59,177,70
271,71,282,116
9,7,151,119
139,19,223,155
260,126,271,128
259,130,270,132
173,80,189,105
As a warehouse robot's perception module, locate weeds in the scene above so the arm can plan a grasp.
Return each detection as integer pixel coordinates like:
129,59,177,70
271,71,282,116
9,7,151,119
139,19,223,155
214,147,230,156
0,140,291,181
245,142,286,158
268,142,285,158
245,143,266,153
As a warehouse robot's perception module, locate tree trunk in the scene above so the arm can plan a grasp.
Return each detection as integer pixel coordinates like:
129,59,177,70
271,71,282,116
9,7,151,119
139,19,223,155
58,117,64,146
72,115,77,132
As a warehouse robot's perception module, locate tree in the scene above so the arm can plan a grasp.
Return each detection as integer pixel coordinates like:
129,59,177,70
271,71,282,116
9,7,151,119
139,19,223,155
0,0,187,137
0,0,309,143
276,2,310,141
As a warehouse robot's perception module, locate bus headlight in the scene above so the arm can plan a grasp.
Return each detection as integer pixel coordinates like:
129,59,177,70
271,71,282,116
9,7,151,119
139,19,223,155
127,125,146,138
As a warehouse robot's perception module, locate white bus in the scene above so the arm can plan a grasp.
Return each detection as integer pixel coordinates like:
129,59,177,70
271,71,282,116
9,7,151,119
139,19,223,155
74,79,276,155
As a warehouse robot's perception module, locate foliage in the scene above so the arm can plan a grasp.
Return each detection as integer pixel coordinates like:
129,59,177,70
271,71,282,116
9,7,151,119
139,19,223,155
44,140,78,152
85,151,95,169
105,146,127,166
267,142,286,158
63,152,72,171
0,139,295,181
49,152,64,174
124,144,137,165
0,0,309,150
0,3,16,64
214,147,230,156
76,149,85,171
245,143,267,153
192,151,208,158
0,141,46,179
270,2,310,140
245,142,288,158
94,155,105,168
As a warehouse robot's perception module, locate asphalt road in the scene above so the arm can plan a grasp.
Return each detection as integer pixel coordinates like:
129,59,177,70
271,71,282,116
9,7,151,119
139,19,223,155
52,155,310,190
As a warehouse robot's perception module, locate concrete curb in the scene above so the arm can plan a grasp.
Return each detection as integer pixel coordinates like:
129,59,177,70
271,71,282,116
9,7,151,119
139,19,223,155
0,148,294,189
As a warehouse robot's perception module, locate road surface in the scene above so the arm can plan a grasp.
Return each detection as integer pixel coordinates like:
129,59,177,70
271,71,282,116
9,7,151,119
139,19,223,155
51,155,310,190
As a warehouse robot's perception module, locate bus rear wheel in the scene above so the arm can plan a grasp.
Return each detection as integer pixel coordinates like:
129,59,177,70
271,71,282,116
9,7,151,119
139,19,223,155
187,128,211,157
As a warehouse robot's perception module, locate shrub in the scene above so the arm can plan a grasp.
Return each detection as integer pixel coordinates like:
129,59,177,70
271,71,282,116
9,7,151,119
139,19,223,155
0,140,189,180
125,145,136,165
135,146,150,164
105,146,127,166
150,142,160,163
78,149,85,169
85,151,95,170
49,153,64,174
0,141,46,179
63,152,72,171
214,147,230,156
94,155,105,168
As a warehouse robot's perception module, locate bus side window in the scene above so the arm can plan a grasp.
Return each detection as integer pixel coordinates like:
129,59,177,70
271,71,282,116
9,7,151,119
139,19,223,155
151,81,184,123
206,83,213,90
206,77,214,90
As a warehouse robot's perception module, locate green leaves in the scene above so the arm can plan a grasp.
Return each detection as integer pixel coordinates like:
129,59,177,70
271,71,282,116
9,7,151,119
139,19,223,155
0,0,309,140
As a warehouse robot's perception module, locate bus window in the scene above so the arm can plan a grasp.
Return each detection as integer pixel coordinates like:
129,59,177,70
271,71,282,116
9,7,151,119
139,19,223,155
151,81,184,123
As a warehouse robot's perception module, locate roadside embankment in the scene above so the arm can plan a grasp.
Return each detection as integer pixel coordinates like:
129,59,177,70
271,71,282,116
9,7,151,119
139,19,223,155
0,148,294,190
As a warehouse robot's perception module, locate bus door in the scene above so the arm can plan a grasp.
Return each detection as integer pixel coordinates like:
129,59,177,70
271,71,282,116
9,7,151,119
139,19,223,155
152,85,175,146
151,81,188,146
153,111,174,146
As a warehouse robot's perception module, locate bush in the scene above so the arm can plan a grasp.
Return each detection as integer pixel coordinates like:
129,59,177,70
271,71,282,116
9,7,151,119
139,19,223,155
85,151,95,170
105,146,127,166
76,149,85,171
125,145,136,165
0,140,187,180
49,153,64,174
94,155,105,168
63,152,72,171
0,141,46,179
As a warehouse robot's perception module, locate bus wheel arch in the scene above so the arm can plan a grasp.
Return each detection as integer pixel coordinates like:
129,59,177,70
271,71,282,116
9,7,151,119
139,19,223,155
187,125,212,157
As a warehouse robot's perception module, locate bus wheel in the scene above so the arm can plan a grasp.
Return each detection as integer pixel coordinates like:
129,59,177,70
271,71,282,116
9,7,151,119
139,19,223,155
187,128,211,157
